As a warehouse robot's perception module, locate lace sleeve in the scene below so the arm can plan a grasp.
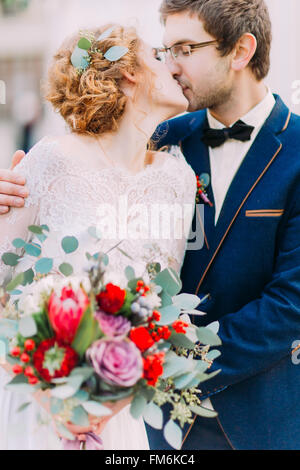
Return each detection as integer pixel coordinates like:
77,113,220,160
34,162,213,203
0,139,49,286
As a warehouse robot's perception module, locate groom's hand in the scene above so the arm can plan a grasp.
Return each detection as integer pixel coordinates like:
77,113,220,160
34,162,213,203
0,150,28,214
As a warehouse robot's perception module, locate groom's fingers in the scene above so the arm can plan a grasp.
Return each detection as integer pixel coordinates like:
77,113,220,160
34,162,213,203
10,150,25,170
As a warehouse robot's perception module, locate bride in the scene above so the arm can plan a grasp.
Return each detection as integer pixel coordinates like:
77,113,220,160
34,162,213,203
0,24,196,450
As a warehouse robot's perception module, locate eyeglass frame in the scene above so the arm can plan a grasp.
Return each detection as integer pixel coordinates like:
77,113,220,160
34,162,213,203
154,40,219,61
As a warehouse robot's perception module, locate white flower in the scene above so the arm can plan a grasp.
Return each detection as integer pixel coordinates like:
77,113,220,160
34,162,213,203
143,292,162,310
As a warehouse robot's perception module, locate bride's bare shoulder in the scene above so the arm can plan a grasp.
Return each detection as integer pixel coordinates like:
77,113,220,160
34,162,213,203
148,145,185,168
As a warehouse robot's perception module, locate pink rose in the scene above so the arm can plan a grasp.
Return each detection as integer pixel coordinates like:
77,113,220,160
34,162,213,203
86,338,143,387
48,286,90,344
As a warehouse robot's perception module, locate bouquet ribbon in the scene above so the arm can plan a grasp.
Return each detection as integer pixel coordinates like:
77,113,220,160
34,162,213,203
61,432,104,450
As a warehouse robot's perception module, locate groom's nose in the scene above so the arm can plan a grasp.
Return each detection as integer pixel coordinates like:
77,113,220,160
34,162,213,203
166,57,182,77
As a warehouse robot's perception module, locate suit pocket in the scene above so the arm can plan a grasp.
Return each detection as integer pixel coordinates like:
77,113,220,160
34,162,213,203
245,209,284,217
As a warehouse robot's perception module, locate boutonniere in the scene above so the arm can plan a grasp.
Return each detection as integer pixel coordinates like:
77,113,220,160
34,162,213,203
196,173,213,207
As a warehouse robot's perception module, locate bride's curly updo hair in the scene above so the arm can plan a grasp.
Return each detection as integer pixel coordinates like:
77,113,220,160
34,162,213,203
46,24,145,136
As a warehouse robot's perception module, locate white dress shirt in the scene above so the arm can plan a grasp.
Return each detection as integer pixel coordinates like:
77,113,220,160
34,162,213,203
207,88,276,225
201,88,275,414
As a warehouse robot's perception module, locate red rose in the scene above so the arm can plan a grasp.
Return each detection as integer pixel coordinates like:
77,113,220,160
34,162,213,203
33,338,78,383
96,283,126,314
129,327,155,352
143,352,165,387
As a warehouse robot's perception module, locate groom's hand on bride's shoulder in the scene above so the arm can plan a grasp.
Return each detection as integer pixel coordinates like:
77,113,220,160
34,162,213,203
0,150,28,214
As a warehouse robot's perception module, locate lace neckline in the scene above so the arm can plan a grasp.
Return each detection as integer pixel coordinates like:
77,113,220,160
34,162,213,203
40,137,180,179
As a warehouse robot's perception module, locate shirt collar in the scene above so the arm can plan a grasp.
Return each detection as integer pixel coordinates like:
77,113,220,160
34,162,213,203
207,87,276,130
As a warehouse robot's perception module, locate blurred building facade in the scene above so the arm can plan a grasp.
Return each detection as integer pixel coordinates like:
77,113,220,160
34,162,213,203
0,0,299,167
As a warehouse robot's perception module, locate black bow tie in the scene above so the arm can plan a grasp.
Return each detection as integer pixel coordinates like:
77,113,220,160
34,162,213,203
201,119,255,148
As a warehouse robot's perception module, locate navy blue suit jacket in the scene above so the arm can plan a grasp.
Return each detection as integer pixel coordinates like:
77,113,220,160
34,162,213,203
150,95,300,450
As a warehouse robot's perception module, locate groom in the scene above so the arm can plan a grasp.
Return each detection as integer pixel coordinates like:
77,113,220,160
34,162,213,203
0,0,300,450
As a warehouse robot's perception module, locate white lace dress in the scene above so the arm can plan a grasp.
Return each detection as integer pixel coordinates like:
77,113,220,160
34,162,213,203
0,137,197,450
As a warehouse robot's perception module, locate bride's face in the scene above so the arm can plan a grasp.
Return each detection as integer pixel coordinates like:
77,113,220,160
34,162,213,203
138,42,189,118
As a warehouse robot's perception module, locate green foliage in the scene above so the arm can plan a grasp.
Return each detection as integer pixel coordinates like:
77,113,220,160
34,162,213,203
71,305,102,358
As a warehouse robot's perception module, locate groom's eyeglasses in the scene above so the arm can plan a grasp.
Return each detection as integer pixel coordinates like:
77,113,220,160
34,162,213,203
154,40,218,62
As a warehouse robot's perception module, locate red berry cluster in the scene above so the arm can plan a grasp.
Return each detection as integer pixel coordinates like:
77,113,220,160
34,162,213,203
10,340,39,385
147,311,171,342
143,352,165,387
172,320,189,334
136,280,150,297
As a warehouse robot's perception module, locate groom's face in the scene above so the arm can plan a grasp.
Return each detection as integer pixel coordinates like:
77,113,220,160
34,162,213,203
163,11,234,112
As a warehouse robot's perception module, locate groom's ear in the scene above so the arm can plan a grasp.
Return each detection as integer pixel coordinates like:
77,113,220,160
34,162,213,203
231,33,257,73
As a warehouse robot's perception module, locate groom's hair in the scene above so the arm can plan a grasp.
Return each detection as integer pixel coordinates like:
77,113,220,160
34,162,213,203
160,0,272,81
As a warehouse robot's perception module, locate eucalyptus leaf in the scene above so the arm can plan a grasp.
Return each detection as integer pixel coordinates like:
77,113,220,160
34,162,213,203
97,26,115,42
154,268,182,296
172,294,201,310
51,375,83,400
50,398,64,415
157,305,181,326
125,266,135,281
104,46,129,62
143,402,163,430
19,315,37,338
24,243,41,257
78,37,92,50
71,405,90,426
173,372,200,390
5,374,36,394
71,46,89,71
12,238,26,249
35,258,53,275
22,269,35,286
206,349,221,361
2,252,20,267
162,353,194,379
196,327,222,347
73,389,89,403
130,394,147,420
82,401,112,417
61,236,79,254
0,319,18,339
59,263,73,277
167,331,195,349
190,405,217,418
28,225,44,235
163,419,182,450
159,290,173,308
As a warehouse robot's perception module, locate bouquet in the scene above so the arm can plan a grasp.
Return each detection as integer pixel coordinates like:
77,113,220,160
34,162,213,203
0,225,221,450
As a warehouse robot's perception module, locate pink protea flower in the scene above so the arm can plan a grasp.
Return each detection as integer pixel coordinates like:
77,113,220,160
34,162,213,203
48,286,90,344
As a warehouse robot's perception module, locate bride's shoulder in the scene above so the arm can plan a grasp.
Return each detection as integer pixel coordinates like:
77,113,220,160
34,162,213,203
151,145,194,174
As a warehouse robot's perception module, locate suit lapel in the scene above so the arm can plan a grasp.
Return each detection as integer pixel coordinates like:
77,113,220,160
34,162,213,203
193,95,291,295
181,114,216,250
